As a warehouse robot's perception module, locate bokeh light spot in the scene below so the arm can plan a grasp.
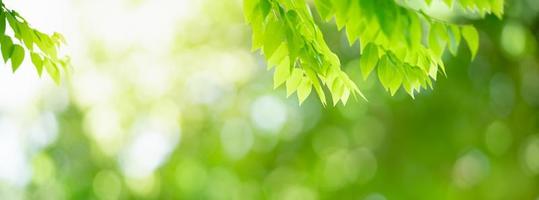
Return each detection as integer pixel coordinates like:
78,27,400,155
278,185,317,200
501,21,527,57
453,149,490,188
0,118,31,187
364,193,387,200
93,170,122,200
125,173,160,198
489,73,515,117
250,95,287,134
220,118,254,160
321,148,377,190
522,135,539,175
175,159,208,195
120,130,178,179
31,154,56,185
485,121,512,156
312,127,349,157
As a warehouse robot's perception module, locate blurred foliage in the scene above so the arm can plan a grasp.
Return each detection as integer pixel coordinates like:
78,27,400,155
0,0,539,200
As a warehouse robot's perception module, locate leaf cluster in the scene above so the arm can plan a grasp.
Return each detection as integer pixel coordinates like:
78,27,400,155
245,0,503,104
245,0,364,106
1,2,69,84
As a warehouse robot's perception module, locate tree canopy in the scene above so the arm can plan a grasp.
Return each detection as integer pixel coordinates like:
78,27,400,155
244,0,504,105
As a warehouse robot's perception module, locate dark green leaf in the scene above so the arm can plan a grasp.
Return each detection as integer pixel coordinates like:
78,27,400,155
1,36,14,63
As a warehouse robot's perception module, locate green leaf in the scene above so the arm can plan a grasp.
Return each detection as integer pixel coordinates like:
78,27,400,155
20,23,34,50
52,32,67,45
243,0,258,22
250,9,265,51
429,23,448,57
297,77,312,105
263,18,285,58
408,14,422,48
304,68,327,106
10,45,25,72
462,25,479,59
259,0,271,19
0,10,6,35
34,31,59,60
334,0,351,30
345,2,361,45
1,36,14,63
31,52,43,76
314,0,333,20
273,58,291,88
378,55,402,95
286,68,303,97
267,44,287,69
360,43,379,80
6,12,20,37
447,25,461,56
44,58,60,84
330,78,345,106
402,65,423,97
492,0,504,18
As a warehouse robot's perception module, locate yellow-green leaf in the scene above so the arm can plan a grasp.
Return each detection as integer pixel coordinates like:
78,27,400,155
297,77,312,105
462,25,479,59
360,43,379,80
10,45,25,72
286,68,303,97
44,58,60,84
31,52,43,76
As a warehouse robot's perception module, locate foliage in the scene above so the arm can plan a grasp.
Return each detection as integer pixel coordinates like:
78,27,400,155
1,0,539,199
244,0,504,104
1,1,69,84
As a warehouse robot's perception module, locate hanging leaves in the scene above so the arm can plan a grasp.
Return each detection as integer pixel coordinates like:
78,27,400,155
0,3,69,84
245,0,504,105
244,0,364,106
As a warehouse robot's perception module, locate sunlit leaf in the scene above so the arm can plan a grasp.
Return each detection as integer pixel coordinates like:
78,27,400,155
31,52,43,76
10,45,24,72
462,25,479,59
378,55,402,96
360,43,379,80
273,58,291,89
297,77,312,105
44,58,60,84
286,68,303,97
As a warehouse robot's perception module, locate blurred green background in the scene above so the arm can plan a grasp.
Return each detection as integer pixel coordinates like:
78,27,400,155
0,0,538,199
